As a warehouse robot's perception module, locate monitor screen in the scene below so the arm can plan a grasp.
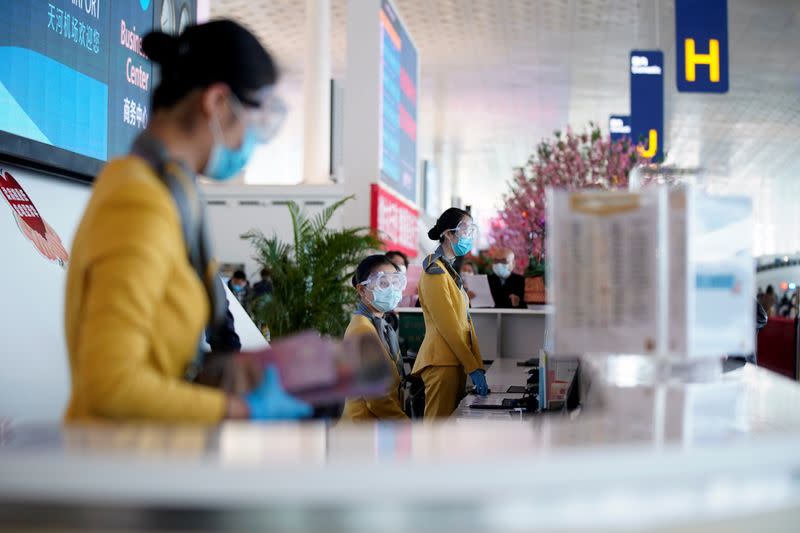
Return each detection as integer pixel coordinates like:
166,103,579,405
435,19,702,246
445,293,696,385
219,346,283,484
379,0,418,204
0,0,196,181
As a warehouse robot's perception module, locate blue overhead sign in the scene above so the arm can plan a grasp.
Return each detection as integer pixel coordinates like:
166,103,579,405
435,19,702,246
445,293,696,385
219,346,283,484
675,0,729,93
630,50,664,162
609,115,631,142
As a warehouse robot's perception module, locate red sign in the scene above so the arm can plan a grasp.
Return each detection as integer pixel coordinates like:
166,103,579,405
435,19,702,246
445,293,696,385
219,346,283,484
370,183,419,258
0,169,69,267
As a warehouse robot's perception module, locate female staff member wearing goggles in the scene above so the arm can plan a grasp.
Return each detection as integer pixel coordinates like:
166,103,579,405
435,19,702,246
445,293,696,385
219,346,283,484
411,208,488,419
64,21,309,423
340,256,410,421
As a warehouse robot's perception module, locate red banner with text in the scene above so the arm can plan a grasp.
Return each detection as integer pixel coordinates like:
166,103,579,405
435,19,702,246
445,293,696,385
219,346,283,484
370,183,419,258
0,169,69,267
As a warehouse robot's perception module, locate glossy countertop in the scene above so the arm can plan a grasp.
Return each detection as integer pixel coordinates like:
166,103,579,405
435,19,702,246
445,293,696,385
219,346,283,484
1,362,799,532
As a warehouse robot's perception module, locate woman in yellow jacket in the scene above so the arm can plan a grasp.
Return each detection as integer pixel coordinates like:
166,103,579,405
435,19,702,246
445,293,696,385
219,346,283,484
341,255,409,421
64,21,310,423
412,208,489,418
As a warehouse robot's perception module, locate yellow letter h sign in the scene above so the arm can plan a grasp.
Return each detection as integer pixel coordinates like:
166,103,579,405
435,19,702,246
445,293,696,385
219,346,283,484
684,38,720,83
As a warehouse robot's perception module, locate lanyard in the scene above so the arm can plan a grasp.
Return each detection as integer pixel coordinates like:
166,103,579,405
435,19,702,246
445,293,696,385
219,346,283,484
355,302,405,379
432,249,473,325
130,134,226,358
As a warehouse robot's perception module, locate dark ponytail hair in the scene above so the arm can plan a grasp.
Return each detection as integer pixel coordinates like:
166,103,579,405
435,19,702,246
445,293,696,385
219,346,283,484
142,20,278,111
351,255,400,287
427,207,471,242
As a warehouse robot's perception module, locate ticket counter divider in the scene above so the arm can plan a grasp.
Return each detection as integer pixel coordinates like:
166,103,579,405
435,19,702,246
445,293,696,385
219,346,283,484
396,306,551,360
397,307,553,420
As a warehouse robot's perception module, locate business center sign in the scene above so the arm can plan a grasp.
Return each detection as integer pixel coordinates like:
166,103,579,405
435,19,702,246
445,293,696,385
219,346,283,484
630,50,664,163
0,0,195,179
675,0,729,93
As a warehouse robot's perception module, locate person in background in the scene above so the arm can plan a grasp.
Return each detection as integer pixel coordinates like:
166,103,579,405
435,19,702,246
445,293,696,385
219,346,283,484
252,267,274,299
487,247,527,309
385,250,416,313
227,270,250,306
382,252,406,332
385,250,409,273
459,260,478,302
778,291,792,317
206,287,242,353
460,261,477,276
340,255,409,421
762,285,777,317
412,208,488,419
64,20,310,422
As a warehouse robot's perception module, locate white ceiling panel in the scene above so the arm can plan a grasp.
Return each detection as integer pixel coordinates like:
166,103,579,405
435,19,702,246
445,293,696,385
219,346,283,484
212,0,800,254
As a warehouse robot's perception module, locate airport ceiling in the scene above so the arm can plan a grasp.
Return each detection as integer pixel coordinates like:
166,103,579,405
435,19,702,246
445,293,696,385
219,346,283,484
212,0,800,252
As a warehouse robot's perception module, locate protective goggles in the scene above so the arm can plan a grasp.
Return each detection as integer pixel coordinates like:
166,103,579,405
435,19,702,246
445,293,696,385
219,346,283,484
231,87,288,144
360,271,408,291
443,221,479,240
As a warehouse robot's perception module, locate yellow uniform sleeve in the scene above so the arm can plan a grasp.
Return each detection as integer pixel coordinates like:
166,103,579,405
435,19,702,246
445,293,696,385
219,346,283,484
420,272,483,374
469,319,483,363
74,178,226,423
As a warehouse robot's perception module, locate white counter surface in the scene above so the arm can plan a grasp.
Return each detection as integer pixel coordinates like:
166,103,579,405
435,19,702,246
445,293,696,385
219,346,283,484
1,364,799,532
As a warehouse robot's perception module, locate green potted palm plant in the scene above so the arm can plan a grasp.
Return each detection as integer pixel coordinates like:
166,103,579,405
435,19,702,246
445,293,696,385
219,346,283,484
242,196,382,339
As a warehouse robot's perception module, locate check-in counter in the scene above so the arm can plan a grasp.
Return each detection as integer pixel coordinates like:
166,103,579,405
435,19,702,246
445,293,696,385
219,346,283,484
2,364,800,532
396,306,551,359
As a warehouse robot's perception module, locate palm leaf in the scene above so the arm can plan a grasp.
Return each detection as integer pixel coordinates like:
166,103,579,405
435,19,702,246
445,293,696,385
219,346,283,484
309,195,355,234
286,202,307,253
241,196,382,339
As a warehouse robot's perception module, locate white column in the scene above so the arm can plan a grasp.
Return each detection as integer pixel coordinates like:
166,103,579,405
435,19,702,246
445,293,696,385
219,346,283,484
302,0,331,185
342,0,382,230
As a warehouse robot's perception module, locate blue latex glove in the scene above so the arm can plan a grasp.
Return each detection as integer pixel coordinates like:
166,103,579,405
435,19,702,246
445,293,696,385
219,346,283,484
245,366,313,420
469,370,489,396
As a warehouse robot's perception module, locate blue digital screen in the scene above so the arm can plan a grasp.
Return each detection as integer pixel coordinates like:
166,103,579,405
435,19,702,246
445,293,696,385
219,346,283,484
379,0,417,204
0,0,195,180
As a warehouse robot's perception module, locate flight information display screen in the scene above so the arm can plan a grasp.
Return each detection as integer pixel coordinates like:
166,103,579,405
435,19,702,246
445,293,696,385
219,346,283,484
0,0,194,180
379,0,418,204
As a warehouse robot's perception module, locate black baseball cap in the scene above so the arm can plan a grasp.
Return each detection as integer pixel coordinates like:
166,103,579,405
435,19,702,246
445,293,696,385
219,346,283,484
143,19,278,110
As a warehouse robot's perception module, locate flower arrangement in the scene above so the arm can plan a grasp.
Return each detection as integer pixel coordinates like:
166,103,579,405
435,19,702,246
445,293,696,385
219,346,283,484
490,123,643,273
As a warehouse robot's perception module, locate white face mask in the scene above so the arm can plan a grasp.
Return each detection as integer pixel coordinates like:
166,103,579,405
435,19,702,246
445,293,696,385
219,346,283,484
371,286,403,313
493,263,512,279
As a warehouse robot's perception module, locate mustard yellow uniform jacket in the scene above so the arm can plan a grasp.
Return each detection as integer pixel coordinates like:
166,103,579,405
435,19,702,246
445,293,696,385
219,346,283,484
411,254,483,376
340,314,408,421
64,156,226,423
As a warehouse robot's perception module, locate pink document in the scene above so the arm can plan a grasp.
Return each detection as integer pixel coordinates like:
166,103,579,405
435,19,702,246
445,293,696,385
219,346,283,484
226,331,393,406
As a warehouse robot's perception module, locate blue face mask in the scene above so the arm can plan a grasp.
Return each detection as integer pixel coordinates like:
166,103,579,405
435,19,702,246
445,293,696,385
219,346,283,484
204,124,260,181
232,283,244,293
371,286,403,313
453,236,473,257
